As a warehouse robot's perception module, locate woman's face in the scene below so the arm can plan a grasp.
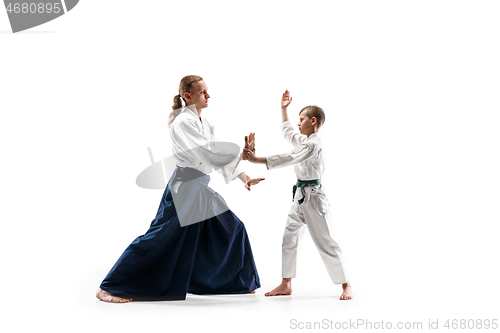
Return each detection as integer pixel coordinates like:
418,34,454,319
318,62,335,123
187,80,210,110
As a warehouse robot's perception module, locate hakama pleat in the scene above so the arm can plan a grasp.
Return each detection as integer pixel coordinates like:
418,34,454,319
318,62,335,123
99,167,260,301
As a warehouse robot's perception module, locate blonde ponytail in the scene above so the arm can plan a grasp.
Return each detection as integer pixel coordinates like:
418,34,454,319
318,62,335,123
168,75,203,127
168,94,183,127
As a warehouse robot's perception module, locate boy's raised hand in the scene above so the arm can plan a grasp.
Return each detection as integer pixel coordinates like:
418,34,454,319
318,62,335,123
281,90,292,108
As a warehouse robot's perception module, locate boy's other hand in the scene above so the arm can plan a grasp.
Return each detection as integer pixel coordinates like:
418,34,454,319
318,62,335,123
241,148,257,162
281,90,292,108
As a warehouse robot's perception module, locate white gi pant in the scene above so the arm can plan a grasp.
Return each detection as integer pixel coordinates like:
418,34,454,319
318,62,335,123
282,184,348,284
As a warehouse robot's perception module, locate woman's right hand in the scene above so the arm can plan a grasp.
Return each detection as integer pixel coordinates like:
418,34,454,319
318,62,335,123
245,133,256,153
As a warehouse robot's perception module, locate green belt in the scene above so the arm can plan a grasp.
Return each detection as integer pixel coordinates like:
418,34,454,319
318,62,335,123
293,179,321,204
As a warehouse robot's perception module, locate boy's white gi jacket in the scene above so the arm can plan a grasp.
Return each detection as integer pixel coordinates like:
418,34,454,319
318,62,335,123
266,120,324,181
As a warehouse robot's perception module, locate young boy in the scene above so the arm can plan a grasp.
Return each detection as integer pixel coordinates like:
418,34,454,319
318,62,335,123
241,90,353,300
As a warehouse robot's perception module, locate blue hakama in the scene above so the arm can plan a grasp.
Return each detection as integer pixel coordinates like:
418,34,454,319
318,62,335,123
99,166,260,301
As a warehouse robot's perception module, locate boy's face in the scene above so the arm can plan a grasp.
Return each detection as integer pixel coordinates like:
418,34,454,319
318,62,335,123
298,110,316,136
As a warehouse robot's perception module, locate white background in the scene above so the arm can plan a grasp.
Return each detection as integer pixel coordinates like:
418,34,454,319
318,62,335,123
1,1,499,332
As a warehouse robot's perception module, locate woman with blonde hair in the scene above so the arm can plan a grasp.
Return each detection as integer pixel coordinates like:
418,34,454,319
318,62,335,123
96,75,263,302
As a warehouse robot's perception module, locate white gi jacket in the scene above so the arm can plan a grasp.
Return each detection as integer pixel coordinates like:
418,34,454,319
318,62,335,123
266,121,324,181
170,106,244,183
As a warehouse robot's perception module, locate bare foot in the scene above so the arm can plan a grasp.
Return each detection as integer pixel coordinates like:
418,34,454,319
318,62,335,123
96,288,133,303
265,278,292,297
340,282,353,300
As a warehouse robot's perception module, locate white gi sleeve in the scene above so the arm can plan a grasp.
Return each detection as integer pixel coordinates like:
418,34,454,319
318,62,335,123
281,121,307,146
175,119,240,174
201,116,245,182
221,156,244,182
266,142,319,170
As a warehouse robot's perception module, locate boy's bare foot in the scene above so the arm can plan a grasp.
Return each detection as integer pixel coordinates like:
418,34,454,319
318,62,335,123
96,288,133,303
265,278,292,297
340,282,353,300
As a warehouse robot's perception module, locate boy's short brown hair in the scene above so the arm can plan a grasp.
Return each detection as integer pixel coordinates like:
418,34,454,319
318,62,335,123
299,105,325,128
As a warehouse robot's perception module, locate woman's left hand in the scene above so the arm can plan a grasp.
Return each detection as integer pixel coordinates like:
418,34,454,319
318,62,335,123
245,177,265,191
245,133,256,153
